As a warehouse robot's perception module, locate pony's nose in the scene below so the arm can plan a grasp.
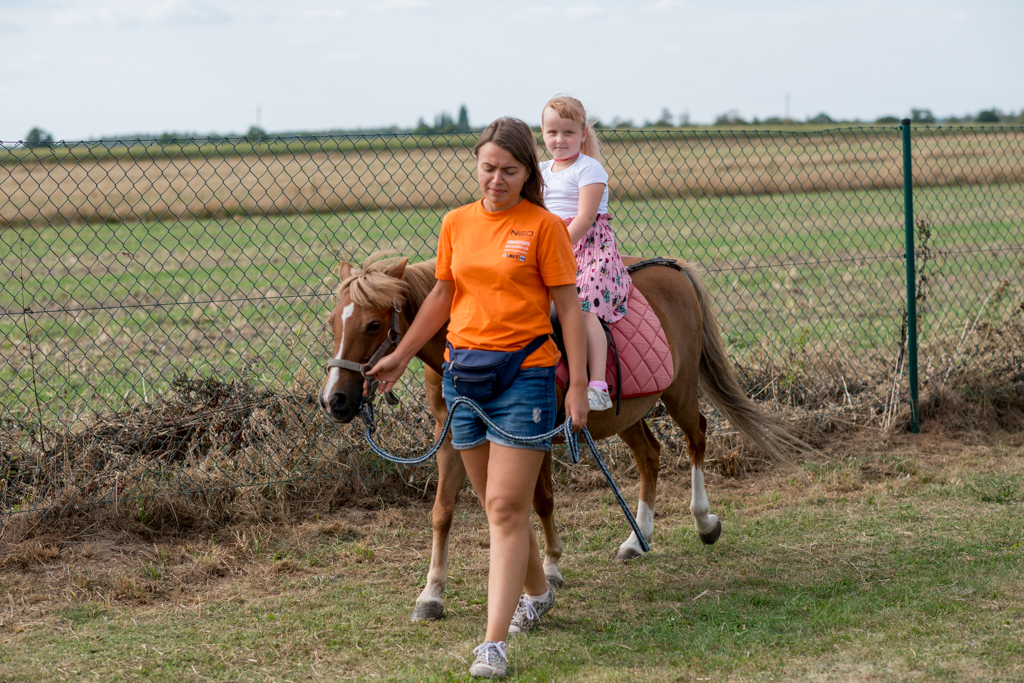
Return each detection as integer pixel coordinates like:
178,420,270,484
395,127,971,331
328,391,350,416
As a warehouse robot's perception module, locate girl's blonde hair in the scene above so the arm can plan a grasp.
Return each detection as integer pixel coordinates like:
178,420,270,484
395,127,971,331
543,95,601,161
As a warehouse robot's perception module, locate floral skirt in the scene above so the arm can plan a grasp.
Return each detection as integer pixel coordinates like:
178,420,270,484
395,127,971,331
566,213,631,324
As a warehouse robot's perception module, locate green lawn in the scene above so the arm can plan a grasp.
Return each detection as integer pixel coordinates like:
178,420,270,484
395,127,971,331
1,438,1021,681
3,181,1021,431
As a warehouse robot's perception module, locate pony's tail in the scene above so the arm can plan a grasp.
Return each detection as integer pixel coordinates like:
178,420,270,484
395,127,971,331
678,262,811,462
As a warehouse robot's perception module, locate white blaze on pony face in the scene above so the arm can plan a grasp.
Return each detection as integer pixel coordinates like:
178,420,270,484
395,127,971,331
321,302,355,406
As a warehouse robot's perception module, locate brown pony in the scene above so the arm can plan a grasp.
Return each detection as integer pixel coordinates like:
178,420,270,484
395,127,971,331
320,253,805,621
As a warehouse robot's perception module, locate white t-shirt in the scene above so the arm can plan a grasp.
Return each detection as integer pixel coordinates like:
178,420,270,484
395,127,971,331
540,154,610,220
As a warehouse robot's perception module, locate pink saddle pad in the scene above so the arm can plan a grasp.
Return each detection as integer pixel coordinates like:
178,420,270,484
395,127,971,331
556,285,673,400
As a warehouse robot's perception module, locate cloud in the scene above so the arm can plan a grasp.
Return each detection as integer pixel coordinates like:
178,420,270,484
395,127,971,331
143,1,231,25
283,36,325,46
770,14,801,27
487,46,522,57
51,7,116,26
367,0,428,11
324,50,365,62
513,4,555,20
564,5,603,18
50,1,231,28
649,0,685,10
515,5,603,21
300,9,347,20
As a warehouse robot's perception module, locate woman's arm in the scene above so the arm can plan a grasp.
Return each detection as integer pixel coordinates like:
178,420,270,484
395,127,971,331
550,283,589,432
565,183,605,244
364,279,455,395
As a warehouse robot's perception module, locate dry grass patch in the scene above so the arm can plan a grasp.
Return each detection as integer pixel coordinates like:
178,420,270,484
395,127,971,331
5,131,1023,228
1,419,1022,681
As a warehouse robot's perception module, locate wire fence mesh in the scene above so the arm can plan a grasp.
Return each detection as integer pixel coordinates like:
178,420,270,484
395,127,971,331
2,125,1022,519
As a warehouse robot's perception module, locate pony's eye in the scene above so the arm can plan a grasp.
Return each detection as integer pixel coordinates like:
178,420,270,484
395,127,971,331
365,320,382,334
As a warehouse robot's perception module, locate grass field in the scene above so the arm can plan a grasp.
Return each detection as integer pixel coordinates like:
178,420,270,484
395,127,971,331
3,182,1021,428
2,131,1022,517
4,129,1023,229
1,427,1021,681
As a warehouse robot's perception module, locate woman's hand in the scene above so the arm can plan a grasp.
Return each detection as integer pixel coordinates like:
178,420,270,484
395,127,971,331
362,279,456,397
549,283,590,432
364,351,411,397
563,383,589,432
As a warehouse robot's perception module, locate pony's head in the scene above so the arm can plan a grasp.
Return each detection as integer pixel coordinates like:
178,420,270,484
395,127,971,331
319,253,437,423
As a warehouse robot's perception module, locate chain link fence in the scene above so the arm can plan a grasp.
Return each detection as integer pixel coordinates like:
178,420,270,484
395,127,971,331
2,125,1022,519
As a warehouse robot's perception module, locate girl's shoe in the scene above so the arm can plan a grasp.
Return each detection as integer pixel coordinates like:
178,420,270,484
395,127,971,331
508,588,556,634
469,640,507,679
587,386,613,411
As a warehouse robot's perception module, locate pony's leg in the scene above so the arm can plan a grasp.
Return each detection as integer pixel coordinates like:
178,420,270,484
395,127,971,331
662,390,721,544
689,414,721,544
532,450,564,588
615,420,661,561
412,369,466,621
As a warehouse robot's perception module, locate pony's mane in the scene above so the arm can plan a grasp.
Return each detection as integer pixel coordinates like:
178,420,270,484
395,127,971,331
336,253,436,310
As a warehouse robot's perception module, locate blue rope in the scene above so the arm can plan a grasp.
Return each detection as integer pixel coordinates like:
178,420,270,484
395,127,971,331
362,395,650,553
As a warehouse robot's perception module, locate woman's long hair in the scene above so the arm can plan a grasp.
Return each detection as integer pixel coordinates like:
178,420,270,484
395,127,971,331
473,117,546,209
543,95,601,161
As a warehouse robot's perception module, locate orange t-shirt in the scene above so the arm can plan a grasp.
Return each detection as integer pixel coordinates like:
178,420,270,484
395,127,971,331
436,199,577,368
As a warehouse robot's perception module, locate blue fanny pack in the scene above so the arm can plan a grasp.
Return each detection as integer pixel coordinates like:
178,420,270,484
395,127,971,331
446,335,549,402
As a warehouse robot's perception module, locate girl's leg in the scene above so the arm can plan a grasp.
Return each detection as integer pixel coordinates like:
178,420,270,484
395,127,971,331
461,442,548,643
583,311,607,383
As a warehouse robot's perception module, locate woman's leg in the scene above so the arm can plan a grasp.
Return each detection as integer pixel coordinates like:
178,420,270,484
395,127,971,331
461,442,548,643
583,311,607,383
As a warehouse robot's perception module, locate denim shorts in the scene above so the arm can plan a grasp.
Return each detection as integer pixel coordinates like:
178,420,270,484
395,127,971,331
441,364,557,451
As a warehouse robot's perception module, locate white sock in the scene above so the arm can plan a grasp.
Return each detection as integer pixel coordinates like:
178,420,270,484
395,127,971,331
526,586,550,602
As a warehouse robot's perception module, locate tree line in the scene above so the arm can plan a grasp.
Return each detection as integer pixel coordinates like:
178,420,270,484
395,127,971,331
15,105,1024,147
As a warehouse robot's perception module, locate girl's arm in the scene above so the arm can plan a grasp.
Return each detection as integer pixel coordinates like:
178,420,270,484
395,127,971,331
565,183,605,244
550,283,589,432
364,279,455,395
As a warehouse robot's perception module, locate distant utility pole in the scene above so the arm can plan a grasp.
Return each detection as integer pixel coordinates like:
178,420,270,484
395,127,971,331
257,106,262,129
785,94,790,120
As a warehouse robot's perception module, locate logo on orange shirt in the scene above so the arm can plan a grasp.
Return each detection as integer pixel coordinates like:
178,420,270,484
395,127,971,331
503,232,532,263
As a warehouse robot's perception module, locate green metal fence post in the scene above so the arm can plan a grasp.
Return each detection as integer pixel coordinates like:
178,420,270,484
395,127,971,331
901,118,920,433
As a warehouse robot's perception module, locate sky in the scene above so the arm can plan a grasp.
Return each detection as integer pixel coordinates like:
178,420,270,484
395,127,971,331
3,0,1023,141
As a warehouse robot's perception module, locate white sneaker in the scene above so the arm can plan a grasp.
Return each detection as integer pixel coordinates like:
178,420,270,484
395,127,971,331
587,386,613,411
469,640,507,679
508,587,556,634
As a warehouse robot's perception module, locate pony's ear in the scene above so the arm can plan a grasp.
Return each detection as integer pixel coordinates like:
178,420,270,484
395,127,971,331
385,258,409,280
338,262,353,281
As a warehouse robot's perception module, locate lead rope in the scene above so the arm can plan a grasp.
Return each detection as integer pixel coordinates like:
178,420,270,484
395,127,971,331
359,396,650,553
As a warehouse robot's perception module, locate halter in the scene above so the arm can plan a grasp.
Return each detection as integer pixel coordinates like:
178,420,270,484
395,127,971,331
326,300,403,413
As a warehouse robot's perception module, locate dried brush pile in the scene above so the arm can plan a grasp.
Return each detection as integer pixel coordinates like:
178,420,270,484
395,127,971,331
1,374,442,531
4,277,1023,535
918,281,1024,431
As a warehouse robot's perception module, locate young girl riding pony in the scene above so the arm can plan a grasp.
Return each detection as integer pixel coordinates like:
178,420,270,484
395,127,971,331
540,96,632,411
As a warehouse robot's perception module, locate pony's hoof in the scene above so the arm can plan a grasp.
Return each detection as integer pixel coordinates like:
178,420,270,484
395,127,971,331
615,547,644,562
545,571,564,590
411,601,444,621
699,520,722,545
